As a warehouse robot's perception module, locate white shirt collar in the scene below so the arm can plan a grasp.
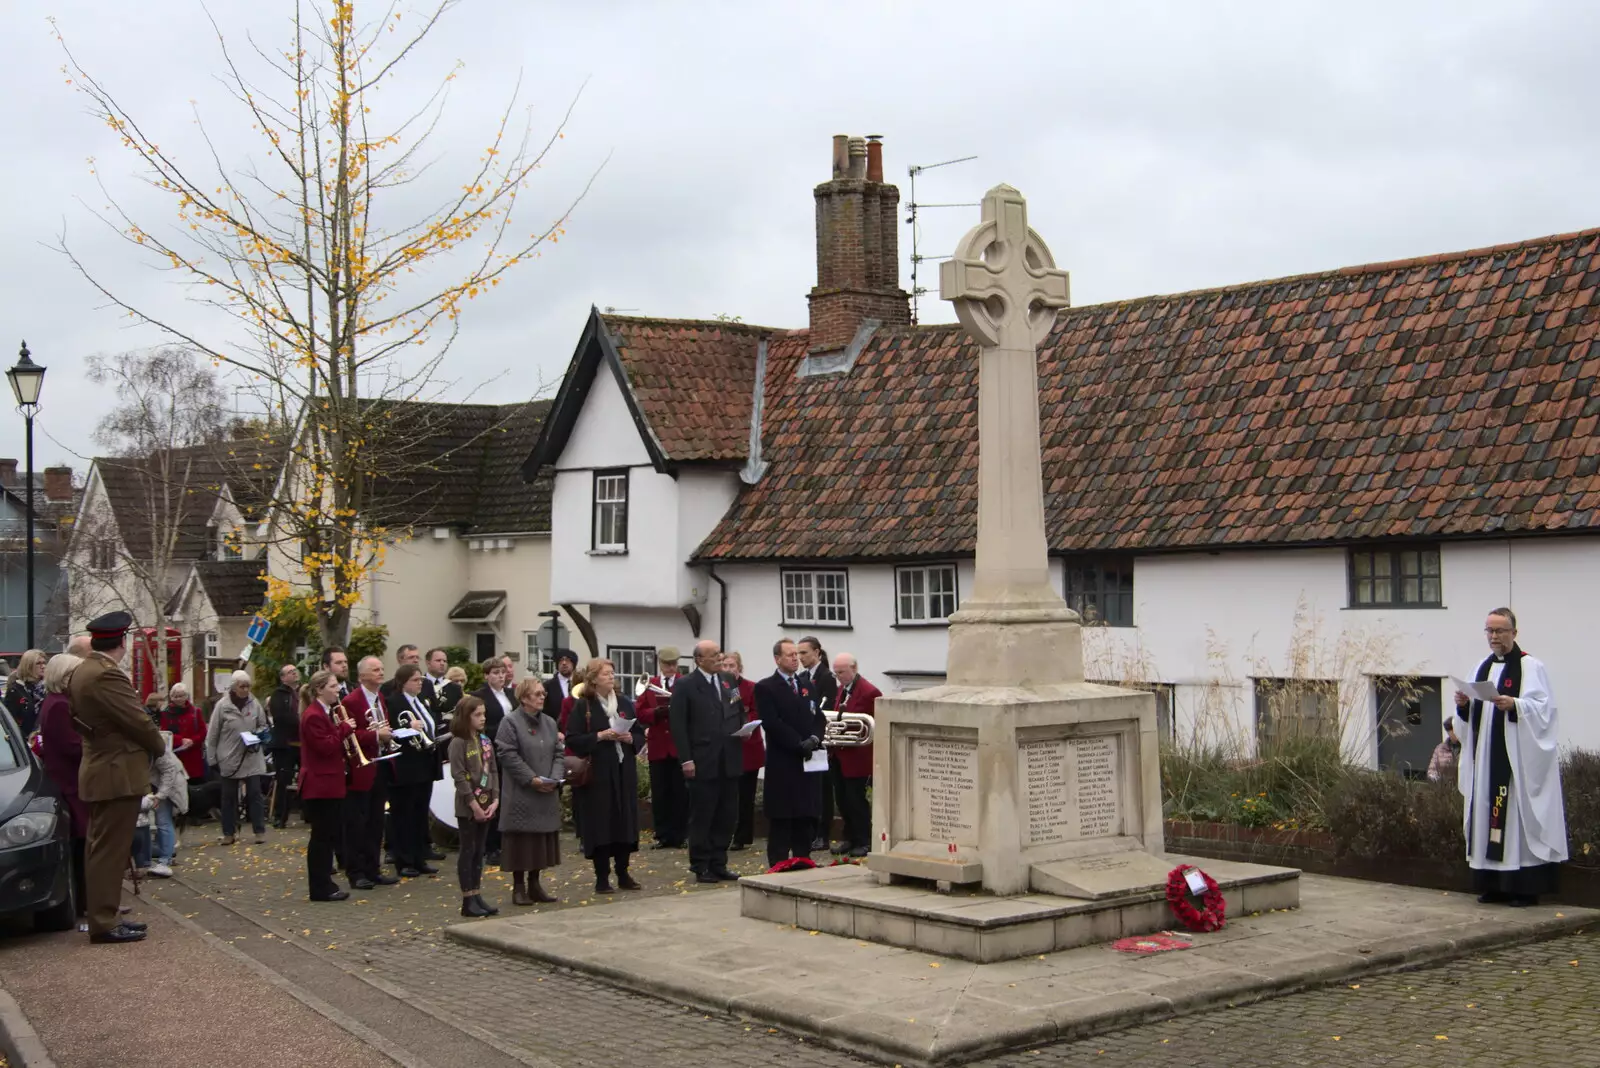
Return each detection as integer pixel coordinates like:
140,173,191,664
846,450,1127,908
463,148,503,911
700,669,717,686
362,686,379,706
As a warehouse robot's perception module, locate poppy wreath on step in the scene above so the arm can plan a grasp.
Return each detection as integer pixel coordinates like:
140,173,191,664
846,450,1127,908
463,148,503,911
1165,864,1226,932
768,857,818,874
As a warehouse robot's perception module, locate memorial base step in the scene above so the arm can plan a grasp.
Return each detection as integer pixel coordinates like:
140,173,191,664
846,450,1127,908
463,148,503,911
739,856,1300,963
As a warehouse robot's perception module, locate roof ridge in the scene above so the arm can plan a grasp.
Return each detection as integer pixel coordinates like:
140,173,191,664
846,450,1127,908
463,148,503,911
1076,224,1600,313
599,312,789,335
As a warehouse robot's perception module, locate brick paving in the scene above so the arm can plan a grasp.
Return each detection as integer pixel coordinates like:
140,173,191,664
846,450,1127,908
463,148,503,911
144,823,1599,1068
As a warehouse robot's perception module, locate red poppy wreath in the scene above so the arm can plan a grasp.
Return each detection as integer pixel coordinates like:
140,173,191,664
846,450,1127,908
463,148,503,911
1165,864,1226,932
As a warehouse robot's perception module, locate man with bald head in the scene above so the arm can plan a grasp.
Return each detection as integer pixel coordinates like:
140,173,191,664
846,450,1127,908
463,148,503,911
340,655,395,888
668,640,744,882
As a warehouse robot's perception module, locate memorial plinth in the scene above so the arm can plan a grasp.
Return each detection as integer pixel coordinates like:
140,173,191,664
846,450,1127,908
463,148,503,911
741,181,1298,961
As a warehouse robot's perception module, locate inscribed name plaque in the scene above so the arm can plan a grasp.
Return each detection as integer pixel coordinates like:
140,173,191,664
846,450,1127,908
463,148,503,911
1072,735,1121,839
910,738,979,846
1021,740,1072,846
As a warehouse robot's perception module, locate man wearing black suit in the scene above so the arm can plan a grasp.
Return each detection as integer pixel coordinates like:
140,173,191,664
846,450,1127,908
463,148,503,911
797,636,838,851
755,639,826,868
668,640,743,883
544,648,579,706
321,646,350,700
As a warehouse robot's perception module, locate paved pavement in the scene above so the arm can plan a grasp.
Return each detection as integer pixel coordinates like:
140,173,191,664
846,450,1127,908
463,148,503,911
3,821,1597,1067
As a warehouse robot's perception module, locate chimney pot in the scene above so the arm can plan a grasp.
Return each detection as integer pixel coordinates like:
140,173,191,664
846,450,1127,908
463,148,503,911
847,137,868,180
43,466,72,503
831,135,850,179
865,135,884,183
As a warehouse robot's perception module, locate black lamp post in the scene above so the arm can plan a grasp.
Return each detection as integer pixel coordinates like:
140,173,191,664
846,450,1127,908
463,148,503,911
538,609,562,670
7,343,46,649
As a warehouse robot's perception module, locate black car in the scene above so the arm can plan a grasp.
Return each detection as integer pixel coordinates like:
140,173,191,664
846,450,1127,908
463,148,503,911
0,705,75,931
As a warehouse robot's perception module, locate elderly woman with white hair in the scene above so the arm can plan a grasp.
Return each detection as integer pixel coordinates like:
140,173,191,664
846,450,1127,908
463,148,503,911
205,670,270,845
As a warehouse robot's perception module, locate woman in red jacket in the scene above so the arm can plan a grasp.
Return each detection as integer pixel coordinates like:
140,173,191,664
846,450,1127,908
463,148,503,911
724,652,763,852
298,670,354,902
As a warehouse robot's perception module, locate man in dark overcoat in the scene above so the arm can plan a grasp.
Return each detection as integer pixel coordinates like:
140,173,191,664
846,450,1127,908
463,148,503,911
72,612,165,943
755,639,826,869
797,636,839,851
668,640,743,883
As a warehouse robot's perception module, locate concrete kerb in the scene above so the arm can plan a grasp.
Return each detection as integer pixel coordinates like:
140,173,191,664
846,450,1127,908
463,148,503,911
0,985,57,1068
447,905,1596,1067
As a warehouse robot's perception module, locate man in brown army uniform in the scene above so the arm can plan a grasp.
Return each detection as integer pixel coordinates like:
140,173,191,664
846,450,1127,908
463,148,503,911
70,611,164,943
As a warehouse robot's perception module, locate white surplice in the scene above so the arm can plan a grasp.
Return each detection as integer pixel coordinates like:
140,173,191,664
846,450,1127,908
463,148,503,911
1455,654,1568,870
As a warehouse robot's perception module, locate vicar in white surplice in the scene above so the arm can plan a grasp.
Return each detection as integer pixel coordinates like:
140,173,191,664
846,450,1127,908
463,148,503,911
1453,607,1568,906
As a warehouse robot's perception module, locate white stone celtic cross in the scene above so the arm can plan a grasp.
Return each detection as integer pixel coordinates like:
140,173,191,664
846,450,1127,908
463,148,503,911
940,184,1079,687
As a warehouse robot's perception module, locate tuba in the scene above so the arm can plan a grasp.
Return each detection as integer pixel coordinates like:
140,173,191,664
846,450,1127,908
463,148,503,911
820,697,874,748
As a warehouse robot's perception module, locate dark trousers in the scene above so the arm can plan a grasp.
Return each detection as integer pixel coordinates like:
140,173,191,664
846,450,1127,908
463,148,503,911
816,761,844,843
220,776,265,838
767,816,814,869
733,769,760,847
271,748,299,825
649,759,689,846
388,782,430,869
686,775,737,874
187,775,219,820
456,817,488,892
70,836,87,917
485,820,502,860
839,776,871,850
303,797,343,899
85,796,141,935
341,782,386,880
591,843,633,880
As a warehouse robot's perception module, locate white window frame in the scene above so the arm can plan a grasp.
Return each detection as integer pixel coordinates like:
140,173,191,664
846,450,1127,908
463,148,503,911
218,525,243,561
204,631,220,660
895,563,959,624
591,469,629,552
779,568,851,627
607,646,656,696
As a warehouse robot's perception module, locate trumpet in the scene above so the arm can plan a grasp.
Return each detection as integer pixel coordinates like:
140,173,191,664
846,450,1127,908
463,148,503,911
335,705,370,767
370,706,400,757
822,707,874,748
634,677,672,699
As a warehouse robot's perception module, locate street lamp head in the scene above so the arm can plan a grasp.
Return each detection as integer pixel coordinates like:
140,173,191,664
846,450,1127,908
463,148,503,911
7,342,46,410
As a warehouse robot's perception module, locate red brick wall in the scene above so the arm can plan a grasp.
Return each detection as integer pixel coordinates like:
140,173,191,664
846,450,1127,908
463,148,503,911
809,177,910,352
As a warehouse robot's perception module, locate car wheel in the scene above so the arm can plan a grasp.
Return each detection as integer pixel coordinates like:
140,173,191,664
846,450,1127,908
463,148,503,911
35,853,78,933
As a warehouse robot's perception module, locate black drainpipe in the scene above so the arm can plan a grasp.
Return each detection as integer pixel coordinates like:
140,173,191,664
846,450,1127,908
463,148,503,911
707,564,729,652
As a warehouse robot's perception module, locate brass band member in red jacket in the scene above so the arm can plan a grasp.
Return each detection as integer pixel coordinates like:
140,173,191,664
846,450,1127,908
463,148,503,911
298,671,355,901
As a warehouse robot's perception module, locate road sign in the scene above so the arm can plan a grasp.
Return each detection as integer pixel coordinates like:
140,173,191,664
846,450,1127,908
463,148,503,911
246,614,271,645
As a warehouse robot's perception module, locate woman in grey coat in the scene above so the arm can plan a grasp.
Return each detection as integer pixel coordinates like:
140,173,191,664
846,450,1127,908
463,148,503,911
494,676,563,905
205,670,269,845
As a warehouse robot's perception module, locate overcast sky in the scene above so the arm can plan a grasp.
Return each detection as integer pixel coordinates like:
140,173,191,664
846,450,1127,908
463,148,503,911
2,1,1597,472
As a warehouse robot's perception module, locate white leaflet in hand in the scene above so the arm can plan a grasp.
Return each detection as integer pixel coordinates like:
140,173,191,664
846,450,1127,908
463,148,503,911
733,720,760,739
610,716,637,733
1450,676,1500,703
803,748,829,773
391,728,422,739
238,731,260,747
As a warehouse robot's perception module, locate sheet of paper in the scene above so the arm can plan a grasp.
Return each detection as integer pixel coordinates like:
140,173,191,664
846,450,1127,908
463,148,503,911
803,748,829,773
733,720,761,739
239,731,260,747
611,716,637,733
1184,869,1208,896
535,775,563,787
391,728,422,739
1450,676,1500,702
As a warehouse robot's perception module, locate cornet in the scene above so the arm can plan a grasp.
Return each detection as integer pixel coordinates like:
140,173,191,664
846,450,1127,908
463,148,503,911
335,704,370,768
634,677,672,699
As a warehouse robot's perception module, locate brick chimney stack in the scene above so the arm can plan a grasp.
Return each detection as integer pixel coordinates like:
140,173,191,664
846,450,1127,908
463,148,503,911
807,133,911,353
0,460,15,487
43,466,72,503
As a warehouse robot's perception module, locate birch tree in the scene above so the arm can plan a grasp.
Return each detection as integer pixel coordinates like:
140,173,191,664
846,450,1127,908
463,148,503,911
58,1,593,645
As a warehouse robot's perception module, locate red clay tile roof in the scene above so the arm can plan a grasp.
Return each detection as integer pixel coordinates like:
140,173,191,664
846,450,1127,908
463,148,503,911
695,226,1600,561
602,314,776,463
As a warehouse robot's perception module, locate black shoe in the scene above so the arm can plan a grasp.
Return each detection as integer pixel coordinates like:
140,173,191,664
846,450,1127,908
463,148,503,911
1478,891,1511,904
473,894,499,915
398,867,422,878
373,873,400,885
427,848,446,861
89,924,147,944
830,841,848,855
729,842,748,852
351,878,376,890
595,878,614,893
418,863,439,875
273,821,288,830
847,846,869,858
461,896,490,918
695,871,720,884
119,920,148,932
485,851,502,866
810,838,826,852
651,841,679,850
311,889,350,902
712,867,740,881
617,874,642,890
1509,894,1539,908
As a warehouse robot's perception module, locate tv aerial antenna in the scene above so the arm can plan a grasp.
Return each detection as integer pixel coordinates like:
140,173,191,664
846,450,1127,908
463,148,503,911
906,154,978,325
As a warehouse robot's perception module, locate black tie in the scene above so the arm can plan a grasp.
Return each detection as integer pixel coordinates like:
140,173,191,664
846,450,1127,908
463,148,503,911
789,675,798,694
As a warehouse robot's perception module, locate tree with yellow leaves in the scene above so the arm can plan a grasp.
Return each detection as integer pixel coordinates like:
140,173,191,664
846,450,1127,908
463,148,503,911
57,1,593,646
